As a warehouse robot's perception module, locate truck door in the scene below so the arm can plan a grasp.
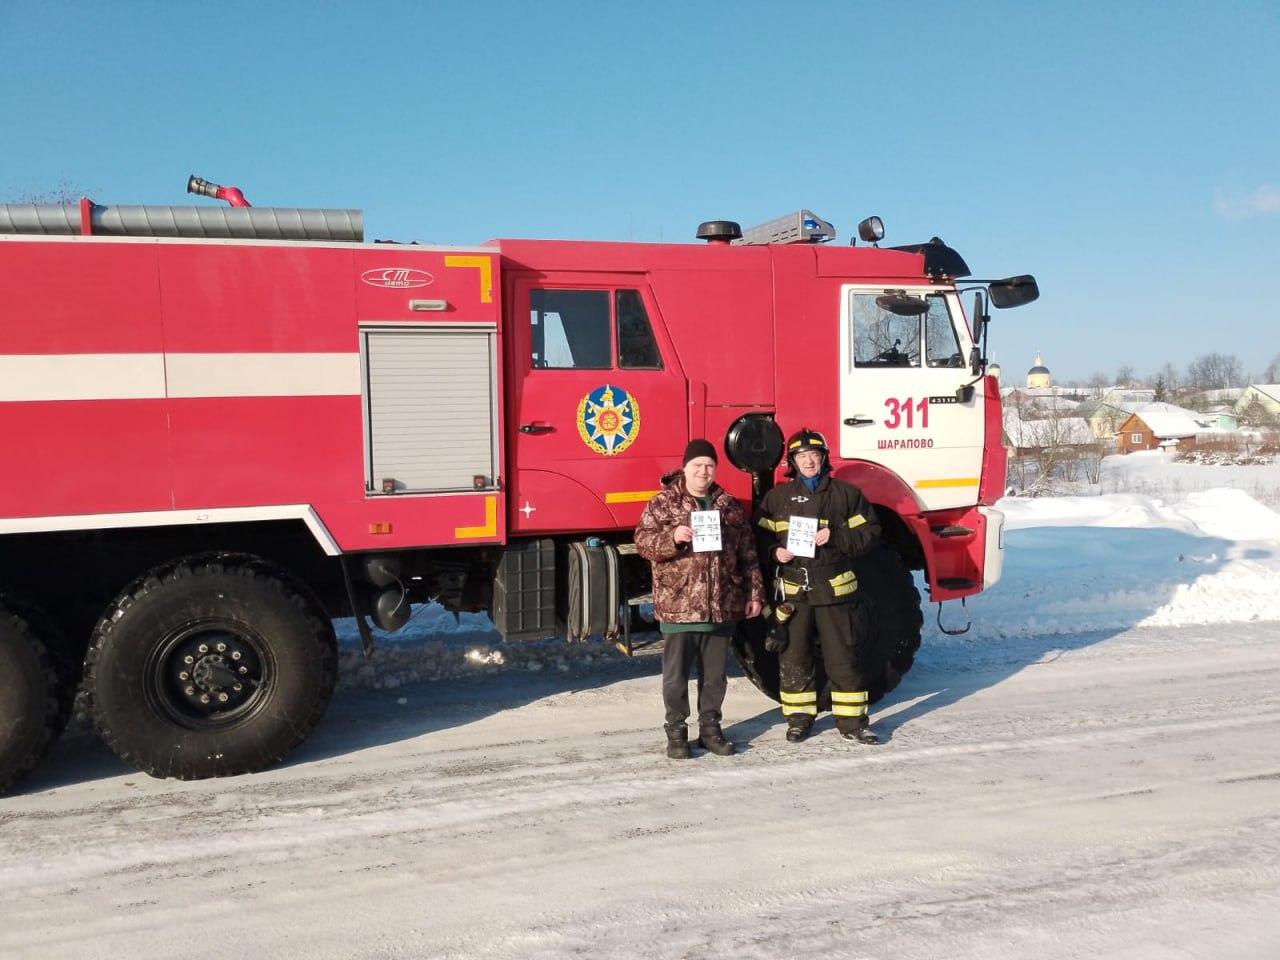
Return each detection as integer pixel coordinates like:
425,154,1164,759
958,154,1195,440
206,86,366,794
837,286,984,510
506,275,687,533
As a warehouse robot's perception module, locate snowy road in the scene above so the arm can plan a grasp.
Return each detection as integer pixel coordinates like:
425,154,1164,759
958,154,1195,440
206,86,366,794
3,622,1278,959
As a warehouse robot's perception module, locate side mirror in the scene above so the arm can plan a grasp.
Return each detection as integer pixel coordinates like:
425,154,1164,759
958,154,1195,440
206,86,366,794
988,274,1040,309
875,292,929,316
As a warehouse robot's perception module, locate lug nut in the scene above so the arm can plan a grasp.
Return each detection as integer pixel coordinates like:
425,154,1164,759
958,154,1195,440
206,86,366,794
184,655,194,664
216,642,226,652
231,651,242,661
179,671,189,681
233,683,243,691
239,666,248,674
218,693,229,702
200,694,210,703
185,686,196,696
198,643,208,654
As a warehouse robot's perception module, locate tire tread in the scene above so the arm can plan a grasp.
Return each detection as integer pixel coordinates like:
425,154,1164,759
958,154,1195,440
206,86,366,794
83,554,337,781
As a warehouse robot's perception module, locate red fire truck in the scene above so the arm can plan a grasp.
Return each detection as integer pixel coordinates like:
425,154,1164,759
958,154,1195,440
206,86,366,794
0,182,1037,793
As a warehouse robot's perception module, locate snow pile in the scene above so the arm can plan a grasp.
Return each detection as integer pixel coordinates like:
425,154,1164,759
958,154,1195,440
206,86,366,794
925,488,1280,643
1096,448,1280,504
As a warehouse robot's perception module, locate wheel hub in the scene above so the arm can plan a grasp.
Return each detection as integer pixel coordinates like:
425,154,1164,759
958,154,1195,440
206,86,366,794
157,625,266,724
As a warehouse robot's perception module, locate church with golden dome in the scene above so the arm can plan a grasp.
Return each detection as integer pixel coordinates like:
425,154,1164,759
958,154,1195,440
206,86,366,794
1026,352,1051,389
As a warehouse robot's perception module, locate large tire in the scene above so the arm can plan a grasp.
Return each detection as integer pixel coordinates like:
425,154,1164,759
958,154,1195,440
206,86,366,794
0,608,72,796
84,556,338,781
732,546,923,707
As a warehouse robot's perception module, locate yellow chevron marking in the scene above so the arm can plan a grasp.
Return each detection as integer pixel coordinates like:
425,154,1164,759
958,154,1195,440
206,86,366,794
444,255,493,304
455,495,498,539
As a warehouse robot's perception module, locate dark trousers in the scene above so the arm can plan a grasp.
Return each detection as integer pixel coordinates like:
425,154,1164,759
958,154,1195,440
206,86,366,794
779,601,871,731
661,632,730,728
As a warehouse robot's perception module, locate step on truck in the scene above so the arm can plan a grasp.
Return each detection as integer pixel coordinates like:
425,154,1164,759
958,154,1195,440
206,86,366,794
0,181,1038,793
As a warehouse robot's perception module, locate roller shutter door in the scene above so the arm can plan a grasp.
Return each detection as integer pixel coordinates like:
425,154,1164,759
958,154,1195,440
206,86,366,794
363,326,496,493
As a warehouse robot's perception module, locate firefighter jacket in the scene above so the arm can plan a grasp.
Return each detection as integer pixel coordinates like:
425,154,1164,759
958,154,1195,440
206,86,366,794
635,474,766,625
756,474,881,606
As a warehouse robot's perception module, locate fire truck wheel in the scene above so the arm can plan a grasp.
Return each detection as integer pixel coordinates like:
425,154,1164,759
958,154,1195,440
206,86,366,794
0,607,72,796
84,557,338,781
852,546,924,702
731,546,923,707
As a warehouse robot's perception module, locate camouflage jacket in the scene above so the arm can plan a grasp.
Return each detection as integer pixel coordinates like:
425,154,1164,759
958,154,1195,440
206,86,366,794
635,474,765,624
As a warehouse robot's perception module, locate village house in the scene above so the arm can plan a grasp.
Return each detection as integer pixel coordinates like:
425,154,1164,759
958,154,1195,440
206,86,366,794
1233,384,1280,423
1116,408,1200,454
1003,410,1095,456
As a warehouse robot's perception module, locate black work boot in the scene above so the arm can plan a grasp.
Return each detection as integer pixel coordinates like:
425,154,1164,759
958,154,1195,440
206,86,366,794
838,716,880,745
785,716,813,743
665,724,691,760
697,722,736,757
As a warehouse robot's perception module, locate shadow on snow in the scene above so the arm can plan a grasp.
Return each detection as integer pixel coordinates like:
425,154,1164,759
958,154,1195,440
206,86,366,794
12,524,1254,792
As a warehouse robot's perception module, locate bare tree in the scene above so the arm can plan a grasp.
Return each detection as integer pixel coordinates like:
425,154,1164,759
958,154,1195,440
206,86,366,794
1115,364,1137,387
1156,361,1182,398
1237,395,1280,428
1007,404,1094,495
1081,442,1106,484
1088,371,1110,392
1186,353,1244,391
1265,353,1280,384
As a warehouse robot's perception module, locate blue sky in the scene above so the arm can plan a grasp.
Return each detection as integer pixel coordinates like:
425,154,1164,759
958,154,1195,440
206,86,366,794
2,0,1277,382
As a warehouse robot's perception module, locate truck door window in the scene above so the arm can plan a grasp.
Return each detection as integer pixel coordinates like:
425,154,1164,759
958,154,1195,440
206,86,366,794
616,289,663,370
530,289,611,369
850,292,921,368
924,296,964,368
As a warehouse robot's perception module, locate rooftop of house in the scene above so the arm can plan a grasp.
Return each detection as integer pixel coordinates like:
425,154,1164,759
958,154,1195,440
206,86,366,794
1243,383,1280,403
1126,407,1203,438
1003,412,1095,447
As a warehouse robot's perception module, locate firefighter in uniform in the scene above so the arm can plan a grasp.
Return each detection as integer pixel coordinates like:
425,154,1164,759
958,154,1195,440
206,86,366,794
756,428,883,744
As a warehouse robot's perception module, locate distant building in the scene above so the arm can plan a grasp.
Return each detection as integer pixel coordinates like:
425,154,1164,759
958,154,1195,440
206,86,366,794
1082,396,1179,440
1199,409,1240,430
1117,409,1199,454
1001,387,1083,416
1026,352,1051,389
1003,411,1094,456
1115,403,1242,454
1101,386,1156,406
1234,384,1280,422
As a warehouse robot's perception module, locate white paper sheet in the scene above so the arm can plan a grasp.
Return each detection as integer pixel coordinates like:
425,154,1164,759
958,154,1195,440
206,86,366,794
690,510,722,553
786,515,818,558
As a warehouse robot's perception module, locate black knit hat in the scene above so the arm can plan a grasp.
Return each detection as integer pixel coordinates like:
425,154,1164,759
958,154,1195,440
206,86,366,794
682,438,718,465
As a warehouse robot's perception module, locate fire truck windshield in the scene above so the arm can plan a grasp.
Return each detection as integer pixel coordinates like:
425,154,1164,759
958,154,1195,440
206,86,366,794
851,292,964,370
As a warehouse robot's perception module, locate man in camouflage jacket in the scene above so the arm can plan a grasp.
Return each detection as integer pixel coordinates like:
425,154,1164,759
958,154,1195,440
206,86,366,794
636,439,765,758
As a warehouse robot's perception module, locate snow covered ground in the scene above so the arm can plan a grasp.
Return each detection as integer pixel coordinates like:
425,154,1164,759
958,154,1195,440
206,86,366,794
3,468,1280,958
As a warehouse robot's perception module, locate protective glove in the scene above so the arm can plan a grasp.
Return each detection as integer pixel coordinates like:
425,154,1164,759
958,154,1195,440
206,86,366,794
764,601,796,653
